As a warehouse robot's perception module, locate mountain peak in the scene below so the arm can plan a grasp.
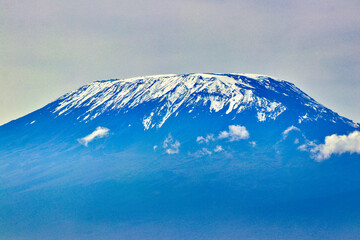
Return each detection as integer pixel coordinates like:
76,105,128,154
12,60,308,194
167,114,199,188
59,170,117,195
51,73,357,130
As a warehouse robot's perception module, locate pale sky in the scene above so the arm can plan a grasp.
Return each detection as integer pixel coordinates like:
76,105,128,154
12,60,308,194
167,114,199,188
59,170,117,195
1,0,359,125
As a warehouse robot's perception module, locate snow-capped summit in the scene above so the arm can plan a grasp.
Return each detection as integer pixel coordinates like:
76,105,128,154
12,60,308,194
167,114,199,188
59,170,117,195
51,73,356,130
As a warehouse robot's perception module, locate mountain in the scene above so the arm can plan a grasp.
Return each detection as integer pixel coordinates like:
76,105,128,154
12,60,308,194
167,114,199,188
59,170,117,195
1,73,360,240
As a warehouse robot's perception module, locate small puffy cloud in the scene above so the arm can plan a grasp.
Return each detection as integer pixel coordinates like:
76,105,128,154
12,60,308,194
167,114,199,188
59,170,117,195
196,136,205,143
218,125,249,141
78,126,110,147
282,126,300,139
153,145,158,151
214,145,223,152
166,142,180,154
201,148,212,155
298,140,317,152
163,134,180,154
249,141,256,147
311,131,360,161
196,134,215,144
191,147,212,157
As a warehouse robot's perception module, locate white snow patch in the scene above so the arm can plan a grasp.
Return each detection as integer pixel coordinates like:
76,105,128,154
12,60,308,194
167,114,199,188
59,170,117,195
233,73,279,80
143,112,154,130
257,112,266,122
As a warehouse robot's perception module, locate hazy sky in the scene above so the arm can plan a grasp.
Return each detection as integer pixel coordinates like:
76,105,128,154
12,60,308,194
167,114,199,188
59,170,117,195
1,0,360,125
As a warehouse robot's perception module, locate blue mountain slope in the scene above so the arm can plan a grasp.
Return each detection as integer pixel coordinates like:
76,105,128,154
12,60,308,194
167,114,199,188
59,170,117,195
0,73,360,240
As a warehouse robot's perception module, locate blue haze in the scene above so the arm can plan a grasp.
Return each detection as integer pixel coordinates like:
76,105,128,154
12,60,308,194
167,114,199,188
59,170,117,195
1,74,360,239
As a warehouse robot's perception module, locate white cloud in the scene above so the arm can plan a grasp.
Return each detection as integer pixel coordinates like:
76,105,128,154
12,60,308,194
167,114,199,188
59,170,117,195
201,148,212,155
191,147,212,157
249,141,256,147
214,145,223,152
310,131,360,161
78,126,110,147
153,145,158,151
196,136,204,142
163,134,180,154
298,140,317,152
282,125,300,139
196,134,215,144
218,125,249,141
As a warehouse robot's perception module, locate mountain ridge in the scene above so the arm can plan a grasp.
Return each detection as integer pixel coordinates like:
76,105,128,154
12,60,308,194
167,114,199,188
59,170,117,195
14,73,356,131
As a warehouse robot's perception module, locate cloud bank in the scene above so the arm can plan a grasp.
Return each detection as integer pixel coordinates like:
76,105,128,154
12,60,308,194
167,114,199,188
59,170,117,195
218,125,249,141
311,131,360,161
78,126,110,146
